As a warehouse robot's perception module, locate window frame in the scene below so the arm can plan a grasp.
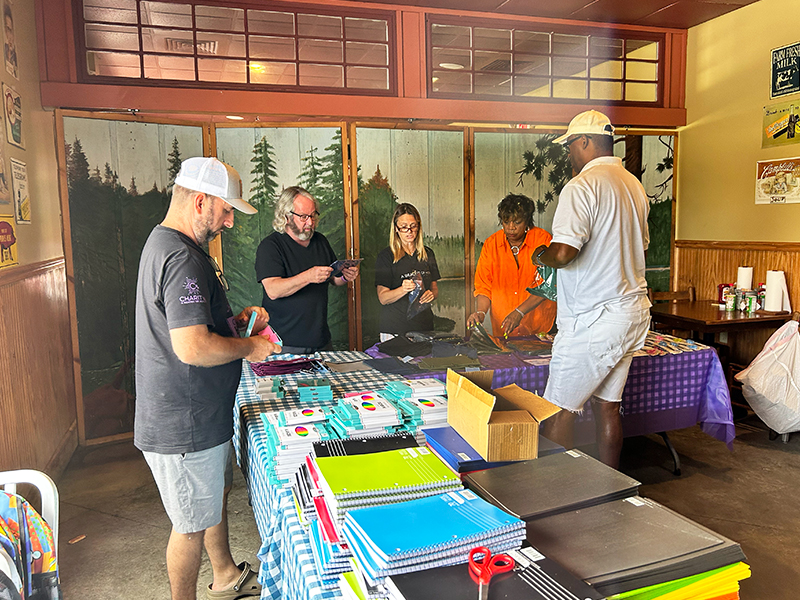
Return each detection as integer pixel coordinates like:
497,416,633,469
75,0,398,96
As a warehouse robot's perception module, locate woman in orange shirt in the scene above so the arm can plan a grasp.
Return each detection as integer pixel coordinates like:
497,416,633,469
467,194,557,337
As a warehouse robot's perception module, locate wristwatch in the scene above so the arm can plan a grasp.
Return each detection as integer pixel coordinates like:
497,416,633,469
534,247,547,267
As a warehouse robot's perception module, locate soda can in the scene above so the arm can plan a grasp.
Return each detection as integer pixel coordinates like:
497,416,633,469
745,292,758,313
724,293,736,312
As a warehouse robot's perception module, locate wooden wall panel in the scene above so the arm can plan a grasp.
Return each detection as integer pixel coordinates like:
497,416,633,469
674,240,800,364
0,260,78,474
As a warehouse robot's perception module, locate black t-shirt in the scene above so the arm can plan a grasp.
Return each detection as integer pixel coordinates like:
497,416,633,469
134,225,241,454
255,231,337,349
374,246,441,335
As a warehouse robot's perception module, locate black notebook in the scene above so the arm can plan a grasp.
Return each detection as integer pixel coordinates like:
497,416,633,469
385,545,604,600
525,496,746,596
312,432,419,458
464,449,640,521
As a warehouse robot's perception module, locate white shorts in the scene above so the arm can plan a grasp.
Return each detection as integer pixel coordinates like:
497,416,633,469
143,441,233,534
545,306,650,412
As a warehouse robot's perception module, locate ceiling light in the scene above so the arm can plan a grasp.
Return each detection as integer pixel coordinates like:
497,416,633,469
438,62,464,70
226,115,244,120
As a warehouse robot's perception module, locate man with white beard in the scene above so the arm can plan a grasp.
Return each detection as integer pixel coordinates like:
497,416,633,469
255,186,359,353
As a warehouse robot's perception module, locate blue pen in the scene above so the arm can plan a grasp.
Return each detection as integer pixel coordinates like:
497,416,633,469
244,311,258,337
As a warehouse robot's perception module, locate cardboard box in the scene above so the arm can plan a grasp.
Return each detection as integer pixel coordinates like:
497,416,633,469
446,368,560,462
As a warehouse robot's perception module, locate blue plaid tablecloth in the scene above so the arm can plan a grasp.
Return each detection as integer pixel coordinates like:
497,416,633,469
233,351,401,600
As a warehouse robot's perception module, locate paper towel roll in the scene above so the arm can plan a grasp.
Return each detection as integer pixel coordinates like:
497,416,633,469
765,270,785,312
737,266,753,290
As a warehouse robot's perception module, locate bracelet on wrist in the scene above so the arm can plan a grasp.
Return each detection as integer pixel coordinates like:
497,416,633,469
476,310,486,318
514,308,525,317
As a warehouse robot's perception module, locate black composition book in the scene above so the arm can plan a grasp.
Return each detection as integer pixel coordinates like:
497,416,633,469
385,545,604,600
464,449,640,521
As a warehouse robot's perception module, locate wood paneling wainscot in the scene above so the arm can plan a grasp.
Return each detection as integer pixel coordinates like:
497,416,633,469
674,240,800,364
0,259,78,475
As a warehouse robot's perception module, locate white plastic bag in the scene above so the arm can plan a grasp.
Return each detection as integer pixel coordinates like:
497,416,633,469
735,320,800,434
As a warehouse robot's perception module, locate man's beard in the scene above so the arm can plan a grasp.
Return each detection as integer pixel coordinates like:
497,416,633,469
194,207,220,246
287,218,313,241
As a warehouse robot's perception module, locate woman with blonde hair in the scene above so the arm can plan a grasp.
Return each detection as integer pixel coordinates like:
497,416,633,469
375,203,440,340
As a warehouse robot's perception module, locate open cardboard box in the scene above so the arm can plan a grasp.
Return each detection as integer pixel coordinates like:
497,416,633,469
446,368,560,462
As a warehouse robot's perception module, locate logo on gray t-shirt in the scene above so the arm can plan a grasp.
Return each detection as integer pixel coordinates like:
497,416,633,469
180,276,206,304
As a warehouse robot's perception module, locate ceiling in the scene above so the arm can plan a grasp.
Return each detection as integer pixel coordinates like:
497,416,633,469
347,0,760,30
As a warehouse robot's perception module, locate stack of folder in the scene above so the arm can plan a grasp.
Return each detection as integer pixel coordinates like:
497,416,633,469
341,488,526,586
259,416,336,485
384,544,604,600
308,519,352,588
525,496,747,596
424,425,565,474
464,449,640,520
297,377,333,402
328,392,404,438
252,376,285,400
607,562,750,600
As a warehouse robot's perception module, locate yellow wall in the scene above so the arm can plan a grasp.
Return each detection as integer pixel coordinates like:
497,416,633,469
679,0,800,242
3,0,62,265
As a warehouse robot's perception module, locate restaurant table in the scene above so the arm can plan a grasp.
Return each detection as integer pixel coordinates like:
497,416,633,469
232,346,734,600
650,300,791,344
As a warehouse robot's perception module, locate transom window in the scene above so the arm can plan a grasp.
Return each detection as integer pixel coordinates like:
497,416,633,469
428,18,662,104
79,0,395,93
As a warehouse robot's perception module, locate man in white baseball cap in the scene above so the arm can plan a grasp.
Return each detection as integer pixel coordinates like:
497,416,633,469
135,156,277,599
534,110,651,469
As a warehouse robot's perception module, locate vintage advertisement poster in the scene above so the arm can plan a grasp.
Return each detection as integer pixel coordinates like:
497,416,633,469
3,82,21,148
10,157,28,222
763,99,800,148
0,149,10,216
755,157,800,204
3,0,16,79
771,42,800,99
0,216,17,268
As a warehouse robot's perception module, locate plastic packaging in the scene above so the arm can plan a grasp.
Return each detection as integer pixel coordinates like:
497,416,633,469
526,265,557,302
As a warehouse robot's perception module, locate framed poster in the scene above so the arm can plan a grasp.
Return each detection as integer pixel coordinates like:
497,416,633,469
763,99,800,148
10,157,28,222
3,83,21,148
0,148,10,216
771,42,800,99
755,157,800,204
0,217,17,268
2,0,16,79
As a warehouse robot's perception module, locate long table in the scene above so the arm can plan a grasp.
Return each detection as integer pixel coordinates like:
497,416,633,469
233,346,734,600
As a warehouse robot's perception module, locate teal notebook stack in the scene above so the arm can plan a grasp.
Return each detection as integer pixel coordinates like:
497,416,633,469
253,376,285,400
342,488,525,586
329,392,404,438
395,395,448,432
311,446,462,527
260,415,337,486
381,378,446,401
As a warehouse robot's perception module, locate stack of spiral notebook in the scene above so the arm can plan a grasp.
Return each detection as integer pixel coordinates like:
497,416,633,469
341,488,525,586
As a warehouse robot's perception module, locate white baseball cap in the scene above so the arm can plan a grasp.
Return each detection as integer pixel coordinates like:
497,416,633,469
174,157,257,215
553,110,615,145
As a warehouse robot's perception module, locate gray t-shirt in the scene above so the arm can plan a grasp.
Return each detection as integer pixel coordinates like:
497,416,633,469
134,225,241,454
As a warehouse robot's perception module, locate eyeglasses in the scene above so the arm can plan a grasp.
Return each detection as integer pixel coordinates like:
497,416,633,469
290,210,320,223
565,135,584,150
396,224,419,233
207,255,229,291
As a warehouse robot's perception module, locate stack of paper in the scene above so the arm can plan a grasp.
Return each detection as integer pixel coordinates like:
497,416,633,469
381,378,446,401
424,425,564,474
260,416,336,486
525,497,747,596
607,562,750,600
464,449,640,520
252,376,285,400
312,447,462,527
394,395,448,432
342,488,526,586
328,393,404,438
384,545,604,600
297,377,333,402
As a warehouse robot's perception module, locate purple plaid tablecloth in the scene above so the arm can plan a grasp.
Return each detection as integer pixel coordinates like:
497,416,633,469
364,344,735,449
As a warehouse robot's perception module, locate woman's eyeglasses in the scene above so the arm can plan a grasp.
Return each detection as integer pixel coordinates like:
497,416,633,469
207,255,229,291
396,224,419,233
290,210,320,223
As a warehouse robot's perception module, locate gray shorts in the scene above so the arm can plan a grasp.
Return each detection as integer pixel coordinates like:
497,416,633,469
143,441,233,534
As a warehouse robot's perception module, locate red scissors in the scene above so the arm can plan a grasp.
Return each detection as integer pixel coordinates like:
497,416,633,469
468,546,515,600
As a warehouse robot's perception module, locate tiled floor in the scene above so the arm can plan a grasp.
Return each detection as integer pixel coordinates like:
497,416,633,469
53,413,800,599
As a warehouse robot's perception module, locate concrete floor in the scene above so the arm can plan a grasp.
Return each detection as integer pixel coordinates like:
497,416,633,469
54,414,800,599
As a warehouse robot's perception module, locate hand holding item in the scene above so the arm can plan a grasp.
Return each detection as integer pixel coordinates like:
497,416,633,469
245,335,281,362
307,265,334,284
235,306,269,333
419,289,435,304
340,265,360,282
467,311,486,328
401,279,416,294
501,308,524,337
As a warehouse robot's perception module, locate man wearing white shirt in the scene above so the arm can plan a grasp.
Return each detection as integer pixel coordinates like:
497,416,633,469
533,110,651,468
